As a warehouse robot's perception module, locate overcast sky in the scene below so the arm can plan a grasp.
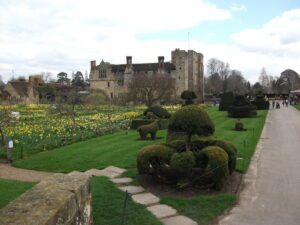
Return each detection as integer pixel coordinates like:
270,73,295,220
0,0,299,83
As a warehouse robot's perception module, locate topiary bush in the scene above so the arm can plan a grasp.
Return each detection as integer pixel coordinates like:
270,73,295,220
137,105,237,190
143,105,171,118
181,90,197,105
252,94,269,110
228,95,257,118
219,92,234,111
202,146,229,190
131,119,169,130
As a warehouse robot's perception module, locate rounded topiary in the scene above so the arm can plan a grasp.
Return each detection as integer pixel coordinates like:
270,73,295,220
228,95,257,118
169,105,214,141
219,92,234,111
137,144,174,177
181,90,197,105
170,151,196,178
143,105,171,118
202,146,229,190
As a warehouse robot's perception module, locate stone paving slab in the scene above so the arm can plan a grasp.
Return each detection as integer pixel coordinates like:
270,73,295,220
161,215,198,225
110,177,133,185
118,185,144,194
131,193,160,206
103,166,126,174
68,171,88,176
147,204,177,219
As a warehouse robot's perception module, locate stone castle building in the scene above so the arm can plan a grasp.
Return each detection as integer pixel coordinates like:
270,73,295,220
89,49,204,102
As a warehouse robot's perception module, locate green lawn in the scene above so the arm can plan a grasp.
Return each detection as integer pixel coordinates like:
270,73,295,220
12,107,268,225
0,179,36,209
293,105,300,110
92,176,162,225
161,195,236,225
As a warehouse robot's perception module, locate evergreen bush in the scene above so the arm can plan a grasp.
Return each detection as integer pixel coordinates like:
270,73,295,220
228,95,257,118
180,90,197,105
202,146,229,190
219,92,234,111
143,105,171,118
252,94,269,110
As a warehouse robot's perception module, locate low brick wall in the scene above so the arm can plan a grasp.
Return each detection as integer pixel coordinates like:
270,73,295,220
0,174,92,225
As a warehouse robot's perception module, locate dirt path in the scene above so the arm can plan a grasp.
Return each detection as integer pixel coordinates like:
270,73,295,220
218,106,300,225
0,163,55,182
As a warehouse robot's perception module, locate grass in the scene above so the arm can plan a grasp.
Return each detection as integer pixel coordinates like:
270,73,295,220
293,105,300,110
13,107,267,174
0,179,36,209
161,195,236,225
11,106,268,225
92,176,162,225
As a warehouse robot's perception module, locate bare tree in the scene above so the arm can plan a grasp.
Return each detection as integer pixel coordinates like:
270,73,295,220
206,58,230,93
127,73,175,107
51,87,84,131
227,70,247,94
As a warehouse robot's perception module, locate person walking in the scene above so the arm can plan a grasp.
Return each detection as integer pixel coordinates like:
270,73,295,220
272,100,275,109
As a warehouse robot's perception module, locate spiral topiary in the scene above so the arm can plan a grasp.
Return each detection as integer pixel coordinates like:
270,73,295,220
252,94,269,110
228,95,257,118
219,92,234,111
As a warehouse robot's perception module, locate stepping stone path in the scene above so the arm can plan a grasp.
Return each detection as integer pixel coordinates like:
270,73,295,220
68,165,199,225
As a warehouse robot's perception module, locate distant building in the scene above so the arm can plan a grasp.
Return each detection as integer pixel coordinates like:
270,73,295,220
89,49,204,102
0,76,42,104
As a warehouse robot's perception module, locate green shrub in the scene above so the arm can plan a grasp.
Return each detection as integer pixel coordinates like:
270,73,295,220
181,90,197,105
228,95,257,118
131,119,169,130
137,144,174,177
170,151,195,178
252,95,269,110
143,105,171,118
202,146,229,190
169,105,214,137
219,92,234,111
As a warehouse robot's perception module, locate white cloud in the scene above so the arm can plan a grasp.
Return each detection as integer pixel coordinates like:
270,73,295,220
230,4,247,12
0,0,299,85
0,0,231,81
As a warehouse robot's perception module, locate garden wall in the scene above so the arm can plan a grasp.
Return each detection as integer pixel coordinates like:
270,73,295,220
0,174,92,225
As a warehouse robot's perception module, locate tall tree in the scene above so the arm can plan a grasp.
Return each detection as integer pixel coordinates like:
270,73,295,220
72,71,85,88
227,70,247,94
57,72,68,84
206,58,230,93
127,73,175,107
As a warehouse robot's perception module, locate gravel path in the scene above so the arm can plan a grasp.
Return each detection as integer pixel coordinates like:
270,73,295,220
218,106,300,225
0,163,55,182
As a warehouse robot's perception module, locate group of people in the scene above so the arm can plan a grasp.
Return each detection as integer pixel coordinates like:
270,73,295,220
270,96,299,109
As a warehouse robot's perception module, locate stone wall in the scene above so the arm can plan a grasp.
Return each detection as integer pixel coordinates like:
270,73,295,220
0,174,92,225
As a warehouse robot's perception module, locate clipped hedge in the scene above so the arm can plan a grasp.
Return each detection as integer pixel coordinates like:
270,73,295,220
228,95,257,118
252,95,269,110
202,146,229,190
131,119,169,130
143,105,171,118
137,144,174,177
168,105,215,137
219,92,234,111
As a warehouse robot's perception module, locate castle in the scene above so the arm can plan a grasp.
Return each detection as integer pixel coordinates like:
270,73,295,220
89,48,204,103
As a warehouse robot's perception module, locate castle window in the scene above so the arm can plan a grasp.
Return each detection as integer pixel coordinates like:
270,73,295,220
110,93,113,98
107,81,110,87
117,79,124,87
99,69,107,78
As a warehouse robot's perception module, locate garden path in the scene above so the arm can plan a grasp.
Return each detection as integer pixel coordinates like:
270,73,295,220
218,106,300,225
0,163,55,182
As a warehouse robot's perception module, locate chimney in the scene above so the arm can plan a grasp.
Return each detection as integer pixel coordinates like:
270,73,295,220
126,56,132,66
90,60,96,70
158,56,164,69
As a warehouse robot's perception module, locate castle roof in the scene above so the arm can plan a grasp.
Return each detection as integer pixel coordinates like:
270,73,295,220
108,62,176,73
9,81,30,97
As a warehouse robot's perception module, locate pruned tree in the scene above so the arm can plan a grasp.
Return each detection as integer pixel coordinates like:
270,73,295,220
127,73,175,107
